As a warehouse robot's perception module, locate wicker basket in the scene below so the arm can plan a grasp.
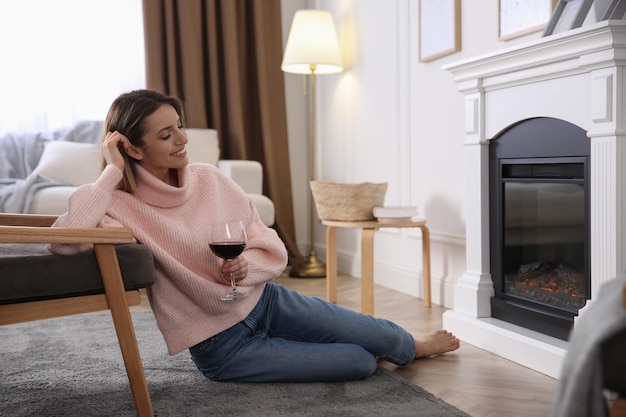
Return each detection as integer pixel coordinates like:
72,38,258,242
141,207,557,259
310,181,388,221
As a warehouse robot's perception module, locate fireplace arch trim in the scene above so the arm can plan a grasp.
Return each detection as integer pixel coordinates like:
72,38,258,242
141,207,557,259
490,117,590,159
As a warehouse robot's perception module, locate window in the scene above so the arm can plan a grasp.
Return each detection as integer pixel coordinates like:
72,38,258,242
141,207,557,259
0,0,146,135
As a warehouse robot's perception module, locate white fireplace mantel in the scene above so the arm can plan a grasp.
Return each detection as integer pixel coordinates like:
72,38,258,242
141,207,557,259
442,20,626,378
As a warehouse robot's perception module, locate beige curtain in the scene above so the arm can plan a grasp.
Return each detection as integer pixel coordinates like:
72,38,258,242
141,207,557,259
142,0,302,265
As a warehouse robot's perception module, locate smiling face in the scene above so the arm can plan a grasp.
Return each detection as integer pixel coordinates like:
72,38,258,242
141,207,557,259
133,104,189,183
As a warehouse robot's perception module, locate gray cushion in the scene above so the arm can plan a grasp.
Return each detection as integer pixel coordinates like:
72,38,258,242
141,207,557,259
0,243,155,304
603,329,626,395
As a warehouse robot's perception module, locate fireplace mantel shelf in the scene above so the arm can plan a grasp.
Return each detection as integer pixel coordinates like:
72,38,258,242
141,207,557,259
444,20,626,93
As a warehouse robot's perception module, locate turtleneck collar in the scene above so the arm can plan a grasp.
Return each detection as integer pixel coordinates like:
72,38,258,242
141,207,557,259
134,163,195,208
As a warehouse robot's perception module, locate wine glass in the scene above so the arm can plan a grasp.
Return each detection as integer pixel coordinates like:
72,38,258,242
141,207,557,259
209,220,248,301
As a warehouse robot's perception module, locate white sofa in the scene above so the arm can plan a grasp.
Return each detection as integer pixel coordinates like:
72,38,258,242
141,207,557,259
24,128,275,226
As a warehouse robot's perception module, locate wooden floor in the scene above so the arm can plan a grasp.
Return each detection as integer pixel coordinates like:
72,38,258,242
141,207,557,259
135,271,626,417
274,273,557,417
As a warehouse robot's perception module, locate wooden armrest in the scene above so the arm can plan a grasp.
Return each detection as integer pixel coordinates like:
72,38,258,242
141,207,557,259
0,213,58,227
0,213,133,245
0,226,134,244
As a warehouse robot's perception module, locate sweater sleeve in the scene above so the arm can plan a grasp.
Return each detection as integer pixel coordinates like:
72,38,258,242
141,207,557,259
238,198,289,286
48,165,131,255
202,167,288,285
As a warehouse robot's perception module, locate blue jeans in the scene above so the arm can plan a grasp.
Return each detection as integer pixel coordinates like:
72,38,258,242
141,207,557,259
189,283,416,382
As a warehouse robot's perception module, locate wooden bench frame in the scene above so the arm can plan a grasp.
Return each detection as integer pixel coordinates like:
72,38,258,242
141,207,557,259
0,213,154,417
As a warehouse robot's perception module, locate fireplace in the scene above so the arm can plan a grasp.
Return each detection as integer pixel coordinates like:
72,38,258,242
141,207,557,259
441,21,626,378
489,117,590,341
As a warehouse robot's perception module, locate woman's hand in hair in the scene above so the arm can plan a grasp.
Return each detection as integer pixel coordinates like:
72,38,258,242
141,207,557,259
102,131,131,171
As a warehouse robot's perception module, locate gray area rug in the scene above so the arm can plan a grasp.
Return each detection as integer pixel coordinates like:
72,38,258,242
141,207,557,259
0,311,471,417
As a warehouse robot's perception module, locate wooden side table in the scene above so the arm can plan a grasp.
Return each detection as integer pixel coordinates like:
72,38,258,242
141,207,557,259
323,219,431,316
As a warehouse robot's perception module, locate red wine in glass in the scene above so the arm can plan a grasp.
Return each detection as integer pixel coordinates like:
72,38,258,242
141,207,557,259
209,242,246,260
209,221,248,300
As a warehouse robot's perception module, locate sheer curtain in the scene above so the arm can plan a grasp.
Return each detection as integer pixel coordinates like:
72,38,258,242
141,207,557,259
0,0,145,135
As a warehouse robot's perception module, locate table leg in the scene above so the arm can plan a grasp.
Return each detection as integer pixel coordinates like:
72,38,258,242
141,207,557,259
420,225,432,307
361,228,376,316
326,226,338,304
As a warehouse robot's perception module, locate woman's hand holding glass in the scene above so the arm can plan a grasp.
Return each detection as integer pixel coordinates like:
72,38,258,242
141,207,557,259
210,220,248,301
220,255,248,284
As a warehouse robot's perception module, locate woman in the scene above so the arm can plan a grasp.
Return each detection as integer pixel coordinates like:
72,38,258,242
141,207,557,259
50,89,459,382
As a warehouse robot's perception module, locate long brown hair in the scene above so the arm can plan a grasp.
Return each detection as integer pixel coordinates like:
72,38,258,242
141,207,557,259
102,89,185,194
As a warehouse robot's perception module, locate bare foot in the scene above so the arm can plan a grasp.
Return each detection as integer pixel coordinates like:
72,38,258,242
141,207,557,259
414,329,460,359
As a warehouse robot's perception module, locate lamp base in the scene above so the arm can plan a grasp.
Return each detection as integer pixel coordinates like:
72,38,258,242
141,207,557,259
289,252,326,278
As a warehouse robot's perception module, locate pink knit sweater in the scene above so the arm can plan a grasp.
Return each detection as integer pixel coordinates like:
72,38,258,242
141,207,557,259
50,163,288,354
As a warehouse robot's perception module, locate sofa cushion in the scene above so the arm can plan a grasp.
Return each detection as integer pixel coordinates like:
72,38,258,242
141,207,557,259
28,185,77,215
186,128,220,165
34,141,101,186
248,194,275,227
0,243,155,304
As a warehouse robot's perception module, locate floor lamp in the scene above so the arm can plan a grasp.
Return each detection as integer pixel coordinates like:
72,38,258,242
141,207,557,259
281,9,343,278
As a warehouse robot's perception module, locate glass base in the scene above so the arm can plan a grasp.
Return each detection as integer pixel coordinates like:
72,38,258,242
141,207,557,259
221,290,248,301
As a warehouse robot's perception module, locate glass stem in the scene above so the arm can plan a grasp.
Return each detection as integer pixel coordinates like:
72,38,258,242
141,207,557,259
230,272,237,293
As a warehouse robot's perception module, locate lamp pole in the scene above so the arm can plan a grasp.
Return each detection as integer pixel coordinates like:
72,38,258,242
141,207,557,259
289,64,326,277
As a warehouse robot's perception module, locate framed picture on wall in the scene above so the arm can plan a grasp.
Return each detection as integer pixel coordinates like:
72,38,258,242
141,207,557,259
419,0,461,63
543,0,594,37
499,0,558,40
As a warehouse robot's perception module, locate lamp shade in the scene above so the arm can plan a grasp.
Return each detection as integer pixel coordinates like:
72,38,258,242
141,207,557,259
281,9,343,75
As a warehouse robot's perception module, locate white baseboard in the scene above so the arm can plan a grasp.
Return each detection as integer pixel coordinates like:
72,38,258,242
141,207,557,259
443,310,567,379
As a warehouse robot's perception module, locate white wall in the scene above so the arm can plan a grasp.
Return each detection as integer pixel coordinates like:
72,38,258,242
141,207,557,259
282,0,548,307
281,0,310,257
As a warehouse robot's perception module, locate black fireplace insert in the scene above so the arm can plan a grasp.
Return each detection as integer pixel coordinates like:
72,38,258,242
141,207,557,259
489,117,590,341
